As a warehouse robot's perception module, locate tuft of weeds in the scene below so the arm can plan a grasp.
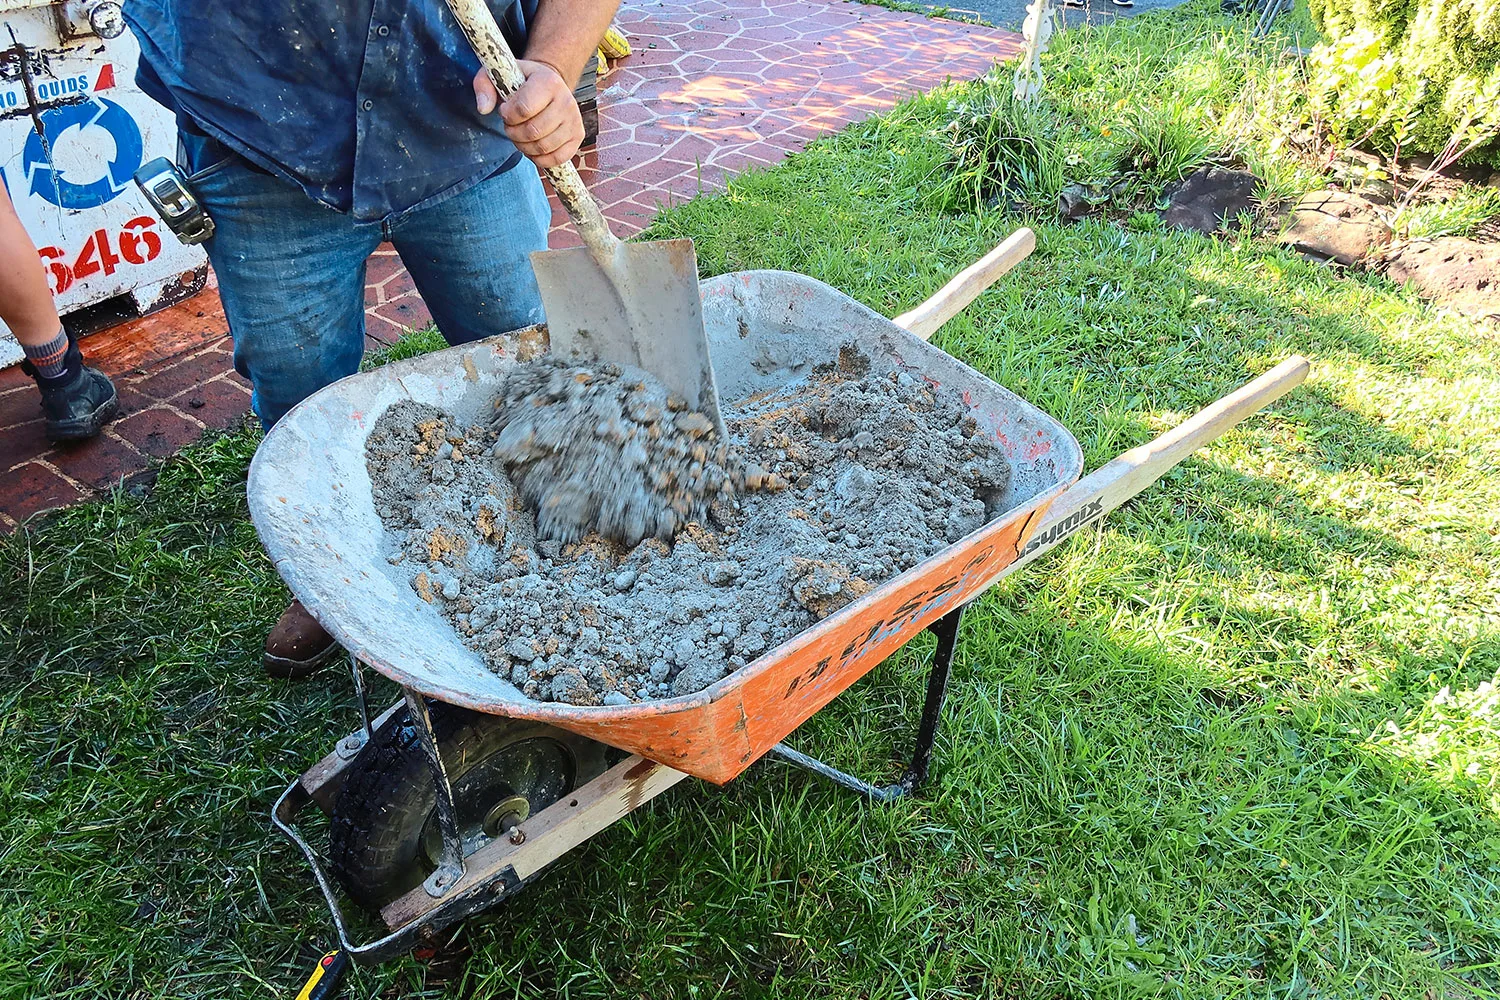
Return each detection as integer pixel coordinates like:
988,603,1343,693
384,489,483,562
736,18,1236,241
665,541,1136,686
360,324,447,369
929,88,1071,212
1111,99,1217,187
927,0,1331,221
1395,184,1500,239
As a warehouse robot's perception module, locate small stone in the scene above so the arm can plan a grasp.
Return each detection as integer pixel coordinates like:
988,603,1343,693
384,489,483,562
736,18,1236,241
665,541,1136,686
413,572,434,603
1057,182,1099,220
612,569,638,591
672,660,729,696
441,576,462,600
550,669,597,706
649,659,671,682
843,533,859,547
734,631,767,657
706,561,741,585
673,411,715,437
602,691,632,707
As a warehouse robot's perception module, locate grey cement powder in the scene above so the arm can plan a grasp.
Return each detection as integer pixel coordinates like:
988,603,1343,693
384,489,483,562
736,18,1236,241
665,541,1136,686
365,350,1011,705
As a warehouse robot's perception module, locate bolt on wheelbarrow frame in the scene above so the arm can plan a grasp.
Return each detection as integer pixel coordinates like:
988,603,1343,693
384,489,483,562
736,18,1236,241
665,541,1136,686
253,229,1310,964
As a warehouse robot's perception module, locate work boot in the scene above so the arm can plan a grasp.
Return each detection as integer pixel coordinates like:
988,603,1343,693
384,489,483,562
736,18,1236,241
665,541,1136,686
264,599,342,679
21,335,119,442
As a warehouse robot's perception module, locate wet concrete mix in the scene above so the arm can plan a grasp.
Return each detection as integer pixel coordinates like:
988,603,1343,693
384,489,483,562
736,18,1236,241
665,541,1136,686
366,352,1011,706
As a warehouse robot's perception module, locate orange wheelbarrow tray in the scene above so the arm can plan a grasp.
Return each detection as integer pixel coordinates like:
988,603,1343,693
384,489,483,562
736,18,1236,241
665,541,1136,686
250,231,1308,966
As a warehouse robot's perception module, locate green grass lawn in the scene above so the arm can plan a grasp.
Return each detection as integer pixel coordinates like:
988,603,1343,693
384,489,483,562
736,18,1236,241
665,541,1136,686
4,9,1499,999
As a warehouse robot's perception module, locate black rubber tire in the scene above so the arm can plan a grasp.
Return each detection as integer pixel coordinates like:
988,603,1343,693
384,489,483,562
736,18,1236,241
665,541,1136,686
328,701,610,912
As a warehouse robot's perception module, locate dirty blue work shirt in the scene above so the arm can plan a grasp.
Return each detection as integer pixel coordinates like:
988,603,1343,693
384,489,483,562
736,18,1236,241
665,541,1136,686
124,0,538,221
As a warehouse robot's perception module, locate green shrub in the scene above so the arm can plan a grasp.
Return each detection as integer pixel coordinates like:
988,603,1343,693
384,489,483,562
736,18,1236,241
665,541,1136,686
1304,0,1500,163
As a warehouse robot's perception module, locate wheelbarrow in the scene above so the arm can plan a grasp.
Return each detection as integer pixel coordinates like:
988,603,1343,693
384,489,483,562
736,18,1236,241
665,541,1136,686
249,230,1308,985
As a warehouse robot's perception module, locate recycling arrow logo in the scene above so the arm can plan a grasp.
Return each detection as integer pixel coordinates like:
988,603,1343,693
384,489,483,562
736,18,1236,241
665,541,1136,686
22,96,143,210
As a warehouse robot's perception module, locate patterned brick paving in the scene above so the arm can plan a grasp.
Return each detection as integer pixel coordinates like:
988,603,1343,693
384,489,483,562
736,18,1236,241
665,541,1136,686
0,0,1018,531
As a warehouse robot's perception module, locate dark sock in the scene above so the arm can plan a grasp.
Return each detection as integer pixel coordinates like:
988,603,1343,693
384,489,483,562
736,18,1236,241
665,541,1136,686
22,328,70,381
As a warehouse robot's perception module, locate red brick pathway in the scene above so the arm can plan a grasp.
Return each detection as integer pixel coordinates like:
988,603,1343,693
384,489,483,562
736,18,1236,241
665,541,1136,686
0,0,1018,531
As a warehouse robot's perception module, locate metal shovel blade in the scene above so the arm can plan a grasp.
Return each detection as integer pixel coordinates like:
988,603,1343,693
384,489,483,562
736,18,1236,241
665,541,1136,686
531,237,726,435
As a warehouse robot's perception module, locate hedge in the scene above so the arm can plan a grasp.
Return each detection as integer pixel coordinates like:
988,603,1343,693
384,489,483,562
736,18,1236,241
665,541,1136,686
1305,0,1500,163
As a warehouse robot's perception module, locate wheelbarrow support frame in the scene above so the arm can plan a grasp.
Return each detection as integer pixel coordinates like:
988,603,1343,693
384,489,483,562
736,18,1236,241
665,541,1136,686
273,352,1309,965
770,604,966,802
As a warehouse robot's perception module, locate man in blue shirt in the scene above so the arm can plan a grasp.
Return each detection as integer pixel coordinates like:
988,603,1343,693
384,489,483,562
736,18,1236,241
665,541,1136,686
125,0,620,678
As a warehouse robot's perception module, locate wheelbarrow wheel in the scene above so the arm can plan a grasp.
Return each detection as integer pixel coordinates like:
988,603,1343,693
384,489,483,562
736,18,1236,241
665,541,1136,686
328,701,611,911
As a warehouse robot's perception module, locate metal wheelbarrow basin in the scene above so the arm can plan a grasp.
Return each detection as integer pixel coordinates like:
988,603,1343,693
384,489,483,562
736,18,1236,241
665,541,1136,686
249,268,1083,787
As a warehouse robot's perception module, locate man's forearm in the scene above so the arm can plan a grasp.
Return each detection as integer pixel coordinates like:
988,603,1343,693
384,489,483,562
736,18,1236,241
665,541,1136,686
525,0,622,88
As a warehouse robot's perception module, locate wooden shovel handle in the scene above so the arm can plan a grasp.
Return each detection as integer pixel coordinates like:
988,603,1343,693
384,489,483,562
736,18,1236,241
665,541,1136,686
443,0,619,263
894,228,1037,340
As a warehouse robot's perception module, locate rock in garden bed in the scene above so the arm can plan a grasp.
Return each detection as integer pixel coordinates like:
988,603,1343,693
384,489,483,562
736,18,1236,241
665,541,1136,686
1158,167,1259,234
1384,237,1500,324
365,354,1013,706
1279,190,1393,265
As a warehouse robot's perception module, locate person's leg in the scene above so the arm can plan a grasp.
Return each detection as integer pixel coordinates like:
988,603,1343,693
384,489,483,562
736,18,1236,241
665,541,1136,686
387,158,551,344
0,185,62,345
182,133,381,429
180,131,377,676
1,185,117,440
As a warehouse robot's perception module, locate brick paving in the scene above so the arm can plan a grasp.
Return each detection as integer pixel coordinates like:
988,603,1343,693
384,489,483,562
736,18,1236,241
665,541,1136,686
0,0,1019,531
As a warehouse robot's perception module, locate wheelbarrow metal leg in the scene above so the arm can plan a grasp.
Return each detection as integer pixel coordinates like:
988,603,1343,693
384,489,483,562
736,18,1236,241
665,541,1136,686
900,604,962,793
770,604,966,801
335,654,376,761
401,686,466,897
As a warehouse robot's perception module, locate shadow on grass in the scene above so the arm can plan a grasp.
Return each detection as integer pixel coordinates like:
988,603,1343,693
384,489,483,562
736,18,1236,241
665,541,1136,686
782,603,1500,992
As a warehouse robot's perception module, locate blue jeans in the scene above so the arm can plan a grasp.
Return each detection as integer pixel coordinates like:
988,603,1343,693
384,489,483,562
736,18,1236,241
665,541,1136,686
182,136,551,428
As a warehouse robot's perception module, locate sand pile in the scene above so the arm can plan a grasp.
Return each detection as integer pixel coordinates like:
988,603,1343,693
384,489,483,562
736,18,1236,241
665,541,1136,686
366,350,1010,705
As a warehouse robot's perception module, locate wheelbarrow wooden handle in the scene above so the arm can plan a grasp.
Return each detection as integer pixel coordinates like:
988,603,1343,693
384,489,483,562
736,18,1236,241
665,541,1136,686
1005,355,1312,576
443,0,620,265
894,228,1037,340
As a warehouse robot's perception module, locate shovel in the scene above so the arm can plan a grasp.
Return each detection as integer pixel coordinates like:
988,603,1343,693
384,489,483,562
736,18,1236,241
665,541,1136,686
443,0,726,435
